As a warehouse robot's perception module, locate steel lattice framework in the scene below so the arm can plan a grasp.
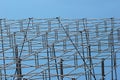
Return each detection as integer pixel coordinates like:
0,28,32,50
0,17,120,80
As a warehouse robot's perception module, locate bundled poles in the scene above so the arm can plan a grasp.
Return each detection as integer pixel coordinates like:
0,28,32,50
46,32,51,80
80,31,88,80
83,18,96,80
0,19,7,80
15,45,22,80
52,44,60,80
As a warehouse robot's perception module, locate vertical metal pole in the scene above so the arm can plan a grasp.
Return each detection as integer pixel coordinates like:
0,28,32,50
101,58,105,80
98,40,101,54
48,20,51,32
47,47,51,80
7,25,12,47
45,70,47,80
19,20,23,32
50,46,53,57
23,78,28,80
0,19,7,80
24,31,27,41
6,24,10,36
80,31,87,80
88,45,96,80
52,44,60,80
65,25,69,34
108,33,113,80
76,20,79,33
72,78,76,80
74,52,78,68
104,20,107,32
55,30,58,41
35,52,39,68
114,50,117,80
88,45,92,80
95,24,99,37
111,18,117,80
10,34,14,47
46,32,51,80
83,18,96,80
42,34,45,48
75,35,78,48
63,40,66,53
74,35,78,68
13,32,17,63
42,71,45,80
110,18,114,80
19,18,31,58
117,29,120,42
36,25,40,36
28,41,32,54
60,59,63,80
0,68,2,80
15,45,22,80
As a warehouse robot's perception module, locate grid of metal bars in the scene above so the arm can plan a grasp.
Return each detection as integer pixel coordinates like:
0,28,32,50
0,18,120,80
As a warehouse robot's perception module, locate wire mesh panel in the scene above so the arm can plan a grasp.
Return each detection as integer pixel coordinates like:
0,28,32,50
0,18,120,80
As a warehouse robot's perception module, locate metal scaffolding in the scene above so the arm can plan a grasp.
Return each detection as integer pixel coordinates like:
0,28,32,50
0,17,120,80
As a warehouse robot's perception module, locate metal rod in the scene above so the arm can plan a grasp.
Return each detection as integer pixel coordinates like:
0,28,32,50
48,20,51,31
15,45,22,80
57,17,96,80
60,59,63,80
19,18,32,57
80,31,88,80
46,32,51,80
52,44,60,80
35,52,39,68
117,29,120,42
28,40,32,54
0,19,7,80
83,18,96,80
101,58,105,80
0,68,2,80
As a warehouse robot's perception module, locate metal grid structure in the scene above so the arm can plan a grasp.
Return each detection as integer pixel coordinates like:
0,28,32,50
0,17,120,80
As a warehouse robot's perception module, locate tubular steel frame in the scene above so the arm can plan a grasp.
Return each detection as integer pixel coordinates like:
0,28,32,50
0,17,120,80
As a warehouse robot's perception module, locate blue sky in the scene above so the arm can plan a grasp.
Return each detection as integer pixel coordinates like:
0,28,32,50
0,0,120,19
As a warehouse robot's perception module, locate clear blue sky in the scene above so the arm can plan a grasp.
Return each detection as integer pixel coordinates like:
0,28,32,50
0,0,120,19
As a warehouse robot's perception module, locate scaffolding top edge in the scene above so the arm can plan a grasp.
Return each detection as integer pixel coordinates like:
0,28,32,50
0,17,120,21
